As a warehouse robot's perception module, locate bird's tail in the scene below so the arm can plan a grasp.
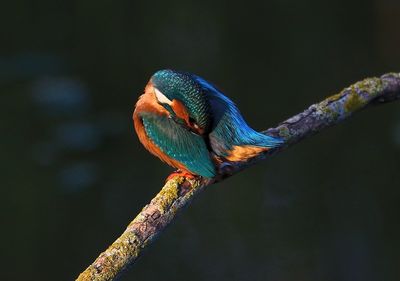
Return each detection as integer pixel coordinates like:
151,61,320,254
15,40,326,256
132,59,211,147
250,131,284,148
220,130,284,162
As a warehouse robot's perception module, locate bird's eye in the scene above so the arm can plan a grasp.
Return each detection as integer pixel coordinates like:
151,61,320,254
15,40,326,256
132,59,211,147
189,117,200,129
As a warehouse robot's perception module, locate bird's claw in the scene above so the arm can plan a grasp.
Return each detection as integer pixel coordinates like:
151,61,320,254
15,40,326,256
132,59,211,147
166,170,198,182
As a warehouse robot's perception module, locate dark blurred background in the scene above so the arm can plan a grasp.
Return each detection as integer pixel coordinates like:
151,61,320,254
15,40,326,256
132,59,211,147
1,0,400,280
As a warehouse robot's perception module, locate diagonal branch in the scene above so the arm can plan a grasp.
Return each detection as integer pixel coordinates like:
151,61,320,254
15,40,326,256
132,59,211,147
76,72,400,281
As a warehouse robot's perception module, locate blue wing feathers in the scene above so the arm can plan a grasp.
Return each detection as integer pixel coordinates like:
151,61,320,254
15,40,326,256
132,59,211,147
194,76,283,157
141,114,216,178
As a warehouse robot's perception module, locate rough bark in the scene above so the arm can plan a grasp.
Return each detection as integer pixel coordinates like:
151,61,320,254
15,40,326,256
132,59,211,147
76,73,400,281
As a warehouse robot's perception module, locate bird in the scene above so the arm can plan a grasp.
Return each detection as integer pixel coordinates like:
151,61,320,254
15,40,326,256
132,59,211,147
133,69,283,179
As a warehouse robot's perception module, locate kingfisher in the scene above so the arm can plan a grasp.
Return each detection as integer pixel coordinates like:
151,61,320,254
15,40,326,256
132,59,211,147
133,69,283,179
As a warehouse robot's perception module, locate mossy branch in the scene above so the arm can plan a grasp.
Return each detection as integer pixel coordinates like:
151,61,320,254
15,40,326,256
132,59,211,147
76,72,400,281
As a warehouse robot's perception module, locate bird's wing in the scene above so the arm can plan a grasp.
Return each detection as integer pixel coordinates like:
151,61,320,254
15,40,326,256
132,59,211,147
141,113,216,178
193,75,284,159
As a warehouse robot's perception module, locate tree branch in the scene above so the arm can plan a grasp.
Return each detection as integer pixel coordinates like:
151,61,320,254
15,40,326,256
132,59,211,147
76,72,400,281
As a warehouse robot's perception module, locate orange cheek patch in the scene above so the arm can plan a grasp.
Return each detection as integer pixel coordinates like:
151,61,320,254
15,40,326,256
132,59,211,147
171,99,190,124
170,99,205,135
225,145,268,162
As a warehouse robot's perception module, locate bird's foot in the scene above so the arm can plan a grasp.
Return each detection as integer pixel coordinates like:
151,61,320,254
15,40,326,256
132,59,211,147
166,170,198,182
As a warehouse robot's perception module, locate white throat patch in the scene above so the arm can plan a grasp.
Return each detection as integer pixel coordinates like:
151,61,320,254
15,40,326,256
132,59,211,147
154,88,172,105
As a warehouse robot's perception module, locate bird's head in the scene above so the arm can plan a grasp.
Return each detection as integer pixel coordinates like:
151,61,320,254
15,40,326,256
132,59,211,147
147,69,211,134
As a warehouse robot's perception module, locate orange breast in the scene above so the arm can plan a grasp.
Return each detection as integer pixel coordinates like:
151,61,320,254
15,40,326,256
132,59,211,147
133,83,192,173
225,145,269,162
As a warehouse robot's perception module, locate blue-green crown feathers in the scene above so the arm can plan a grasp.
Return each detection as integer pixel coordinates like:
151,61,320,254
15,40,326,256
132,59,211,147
151,70,211,130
